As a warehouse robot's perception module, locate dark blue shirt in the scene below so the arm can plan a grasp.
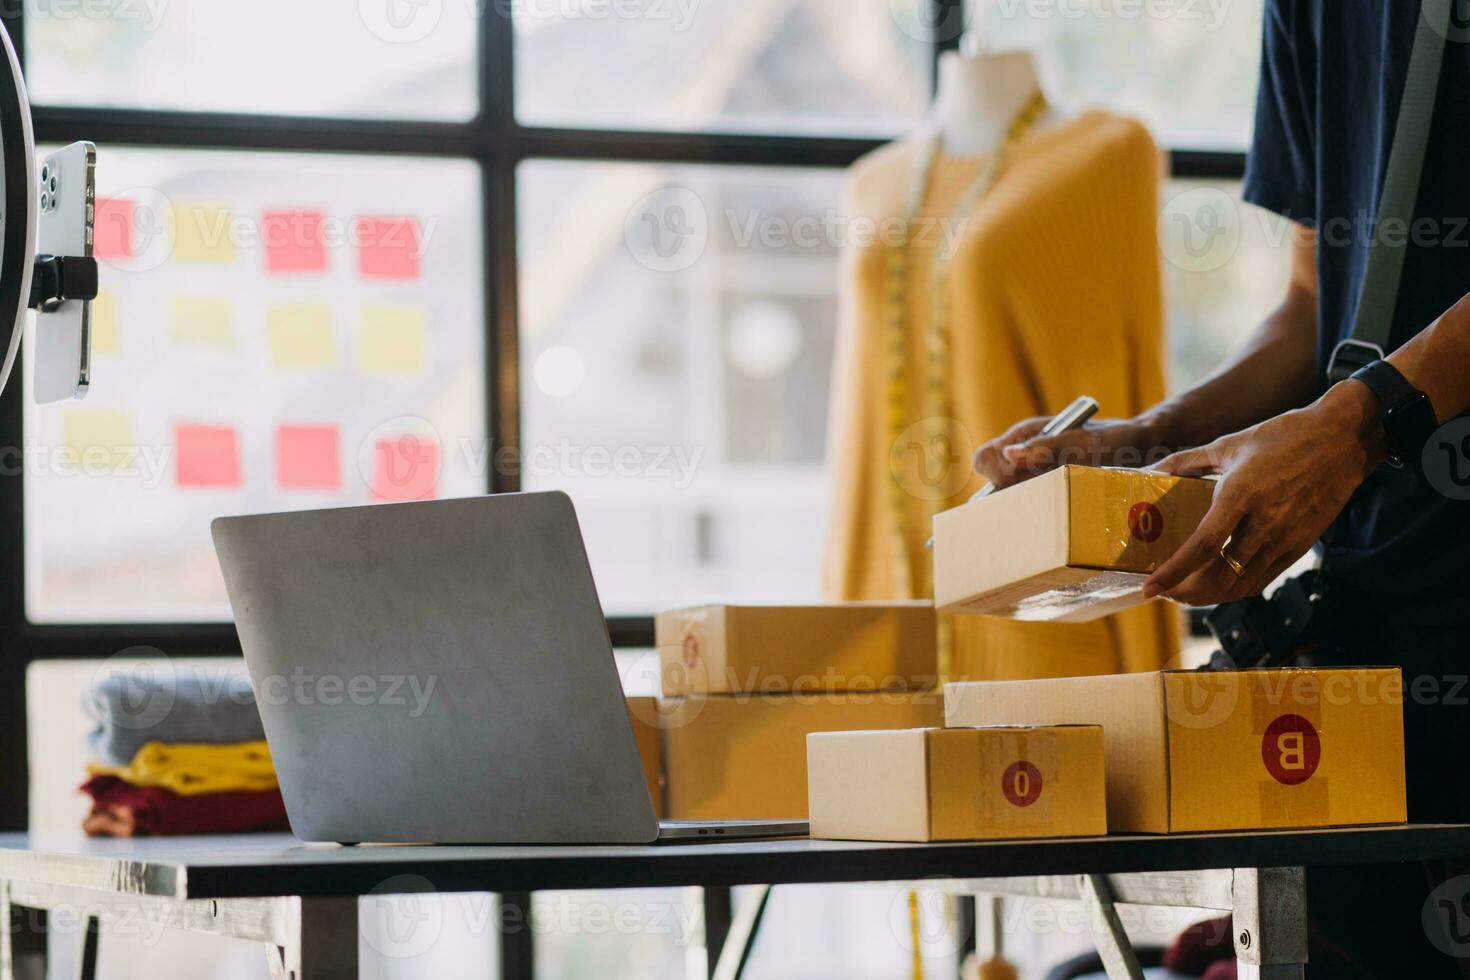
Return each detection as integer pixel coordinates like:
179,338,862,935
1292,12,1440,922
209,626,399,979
1243,0,1470,605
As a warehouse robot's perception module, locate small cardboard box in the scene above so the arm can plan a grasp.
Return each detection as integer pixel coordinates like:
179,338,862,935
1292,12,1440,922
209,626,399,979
945,669,1407,834
655,603,937,696
807,726,1107,842
662,692,943,820
932,465,1215,623
626,697,664,819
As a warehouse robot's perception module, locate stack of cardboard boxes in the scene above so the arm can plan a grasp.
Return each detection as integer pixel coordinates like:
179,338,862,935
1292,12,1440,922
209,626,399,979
806,467,1410,843
630,603,943,820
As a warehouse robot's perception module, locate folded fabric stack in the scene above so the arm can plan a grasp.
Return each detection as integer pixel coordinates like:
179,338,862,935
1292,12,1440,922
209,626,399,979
80,671,287,837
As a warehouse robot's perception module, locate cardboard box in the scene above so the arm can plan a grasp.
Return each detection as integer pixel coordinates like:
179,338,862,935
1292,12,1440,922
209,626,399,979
945,669,1407,834
662,692,943,820
807,726,1107,842
932,466,1215,623
626,697,664,819
655,603,937,696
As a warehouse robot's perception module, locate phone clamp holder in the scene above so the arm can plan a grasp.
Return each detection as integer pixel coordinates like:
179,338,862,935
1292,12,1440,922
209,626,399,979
28,254,98,313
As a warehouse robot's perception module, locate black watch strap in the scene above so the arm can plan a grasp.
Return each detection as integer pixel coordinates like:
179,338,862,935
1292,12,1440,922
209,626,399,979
1348,360,1438,468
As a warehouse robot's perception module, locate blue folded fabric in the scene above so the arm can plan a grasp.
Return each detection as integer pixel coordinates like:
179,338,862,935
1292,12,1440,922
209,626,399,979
83,666,266,767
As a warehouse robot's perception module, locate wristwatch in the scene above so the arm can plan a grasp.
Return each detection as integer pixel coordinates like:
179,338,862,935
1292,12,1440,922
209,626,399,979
1347,360,1439,469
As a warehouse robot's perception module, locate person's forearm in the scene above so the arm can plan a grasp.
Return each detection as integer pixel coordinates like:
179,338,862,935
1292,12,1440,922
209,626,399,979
1386,291,1470,422
1139,284,1320,450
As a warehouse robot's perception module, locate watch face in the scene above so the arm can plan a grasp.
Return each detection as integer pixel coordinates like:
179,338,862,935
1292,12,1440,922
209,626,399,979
1386,391,1438,467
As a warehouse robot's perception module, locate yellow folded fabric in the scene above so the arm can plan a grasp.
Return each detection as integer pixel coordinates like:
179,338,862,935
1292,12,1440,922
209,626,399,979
87,740,277,796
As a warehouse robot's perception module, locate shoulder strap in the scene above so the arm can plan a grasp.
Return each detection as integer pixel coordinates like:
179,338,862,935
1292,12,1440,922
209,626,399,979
1329,0,1453,382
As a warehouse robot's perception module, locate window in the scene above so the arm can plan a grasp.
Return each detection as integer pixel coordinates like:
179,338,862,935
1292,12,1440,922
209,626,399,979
24,148,486,623
24,0,479,120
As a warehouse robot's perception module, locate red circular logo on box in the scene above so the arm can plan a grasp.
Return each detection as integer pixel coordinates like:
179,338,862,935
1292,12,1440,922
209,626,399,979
1128,502,1165,543
1261,714,1321,786
681,633,701,669
1002,761,1044,808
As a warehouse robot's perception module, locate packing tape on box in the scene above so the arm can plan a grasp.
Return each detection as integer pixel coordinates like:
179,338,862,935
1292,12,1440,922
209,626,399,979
980,731,1057,830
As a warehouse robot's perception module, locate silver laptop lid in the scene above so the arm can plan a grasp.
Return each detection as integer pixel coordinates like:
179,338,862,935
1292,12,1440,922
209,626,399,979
211,492,659,844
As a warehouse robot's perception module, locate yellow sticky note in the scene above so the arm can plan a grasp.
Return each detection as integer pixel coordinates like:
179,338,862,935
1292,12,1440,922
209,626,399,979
268,302,335,368
170,297,235,349
62,410,134,471
91,291,118,354
172,204,236,264
359,306,425,375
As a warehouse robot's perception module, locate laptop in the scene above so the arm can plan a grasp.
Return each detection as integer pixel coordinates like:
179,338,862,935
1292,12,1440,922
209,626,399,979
211,492,807,845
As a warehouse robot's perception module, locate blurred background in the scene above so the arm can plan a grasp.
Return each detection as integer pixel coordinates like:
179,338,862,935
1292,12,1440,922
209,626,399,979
4,0,1289,976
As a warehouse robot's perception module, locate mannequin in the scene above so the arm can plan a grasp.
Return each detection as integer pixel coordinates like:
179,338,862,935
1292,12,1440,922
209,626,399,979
930,46,1054,155
822,29,1181,682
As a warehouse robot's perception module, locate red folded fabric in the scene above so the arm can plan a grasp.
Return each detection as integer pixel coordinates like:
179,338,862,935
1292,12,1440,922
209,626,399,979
1202,961,1237,980
1163,916,1235,975
80,776,288,837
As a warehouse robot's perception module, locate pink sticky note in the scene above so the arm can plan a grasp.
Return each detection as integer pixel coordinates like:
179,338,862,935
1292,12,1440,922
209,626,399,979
371,434,439,502
356,216,422,281
94,198,134,260
276,425,341,491
175,425,242,488
262,209,328,275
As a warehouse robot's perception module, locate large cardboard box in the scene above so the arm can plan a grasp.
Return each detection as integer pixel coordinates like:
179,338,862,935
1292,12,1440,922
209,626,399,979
662,692,943,820
807,726,1107,842
655,603,937,696
946,669,1407,834
932,465,1215,623
626,697,664,819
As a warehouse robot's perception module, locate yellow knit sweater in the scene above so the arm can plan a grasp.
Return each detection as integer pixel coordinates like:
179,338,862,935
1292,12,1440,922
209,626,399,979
823,110,1183,680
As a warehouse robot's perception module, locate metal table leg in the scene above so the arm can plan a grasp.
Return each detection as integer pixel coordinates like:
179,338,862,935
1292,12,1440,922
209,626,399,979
267,897,359,980
960,866,1308,979
1078,874,1145,980
1232,868,1307,980
710,885,771,980
3,880,359,980
1,881,48,980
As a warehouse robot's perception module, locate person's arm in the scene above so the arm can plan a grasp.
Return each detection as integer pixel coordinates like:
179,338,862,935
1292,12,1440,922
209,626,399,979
1144,289,1470,606
973,227,1320,488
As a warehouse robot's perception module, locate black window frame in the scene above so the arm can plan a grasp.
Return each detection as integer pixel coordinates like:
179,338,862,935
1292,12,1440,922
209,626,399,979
0,3,1244,829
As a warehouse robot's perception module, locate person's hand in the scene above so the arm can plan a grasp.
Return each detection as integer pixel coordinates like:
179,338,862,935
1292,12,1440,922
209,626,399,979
1142,384,1385,605
972,415,1174,492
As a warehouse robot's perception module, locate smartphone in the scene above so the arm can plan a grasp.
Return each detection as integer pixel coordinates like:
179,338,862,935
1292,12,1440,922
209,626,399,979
32,141,96,403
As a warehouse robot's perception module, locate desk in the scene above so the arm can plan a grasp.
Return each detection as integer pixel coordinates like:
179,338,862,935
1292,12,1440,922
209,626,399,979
4,826,1469,980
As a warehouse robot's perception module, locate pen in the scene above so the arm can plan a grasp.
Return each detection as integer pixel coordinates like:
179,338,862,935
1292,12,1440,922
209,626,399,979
924,396,1100,548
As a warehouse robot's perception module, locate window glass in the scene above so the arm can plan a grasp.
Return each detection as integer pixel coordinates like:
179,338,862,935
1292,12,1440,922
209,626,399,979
975,0,1266,149
24,1,478,120
515,0,931,136
24,148,486,623
1161,179,1293,388
518,159,841,615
